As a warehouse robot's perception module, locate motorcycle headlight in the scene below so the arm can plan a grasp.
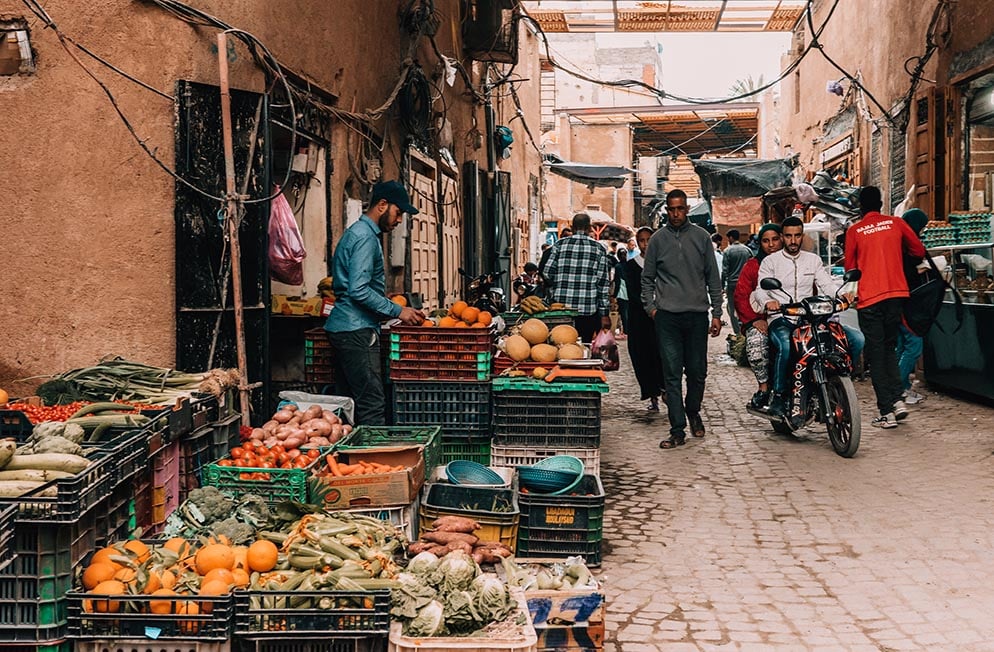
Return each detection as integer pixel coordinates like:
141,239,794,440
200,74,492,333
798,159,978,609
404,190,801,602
807,300,834,315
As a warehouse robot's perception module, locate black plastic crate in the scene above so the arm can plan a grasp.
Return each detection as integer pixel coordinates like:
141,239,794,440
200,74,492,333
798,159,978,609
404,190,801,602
0,450,114,524
66,593,233,641
0,504,15,573
0,512,98,642
423,481,518,516
391,381,491,433
518,474,605,531
236,637,386,652
179,423,214,503
166,396,196,437
93,483,135,548
514,534,602,568
211,414,243,461
0,409,33,440
267,381,319,418
492,390,602,448
232,590,390,638
104,429,150,489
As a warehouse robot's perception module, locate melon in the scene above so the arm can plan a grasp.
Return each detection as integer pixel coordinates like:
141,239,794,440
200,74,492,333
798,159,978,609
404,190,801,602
530,343,558,363
532,367,549,380
519,318,549,345
550,324,579,346
557,343,585,360
504,335,532,361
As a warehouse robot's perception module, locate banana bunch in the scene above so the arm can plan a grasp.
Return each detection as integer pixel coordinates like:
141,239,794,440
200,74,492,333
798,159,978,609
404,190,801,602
520,297,570,314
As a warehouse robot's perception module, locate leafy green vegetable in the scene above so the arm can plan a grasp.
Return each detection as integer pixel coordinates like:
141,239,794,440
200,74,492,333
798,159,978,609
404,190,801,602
430,551,479,594
390,573,438,619
472,575,513,622
406,551,440,577
407,600,446,637
444,590,484,634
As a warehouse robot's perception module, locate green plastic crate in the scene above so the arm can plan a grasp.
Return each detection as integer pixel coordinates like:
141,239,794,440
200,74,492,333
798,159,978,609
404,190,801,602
334,426,442,474
440,438,491,465
492,377,609,394
202,453,324,505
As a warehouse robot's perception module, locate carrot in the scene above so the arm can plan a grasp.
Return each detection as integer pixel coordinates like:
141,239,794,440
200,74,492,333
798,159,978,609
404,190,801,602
327,454,343,477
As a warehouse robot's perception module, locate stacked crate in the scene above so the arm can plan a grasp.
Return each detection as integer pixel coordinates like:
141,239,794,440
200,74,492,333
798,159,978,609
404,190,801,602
388,325,494,464
489,378,608,567
304,326,337,388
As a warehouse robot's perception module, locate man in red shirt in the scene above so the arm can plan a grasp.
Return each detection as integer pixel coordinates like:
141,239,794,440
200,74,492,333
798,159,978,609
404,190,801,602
844,186,926,428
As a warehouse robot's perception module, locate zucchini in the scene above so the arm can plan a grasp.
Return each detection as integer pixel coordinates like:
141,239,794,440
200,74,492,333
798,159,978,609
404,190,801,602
4,453,91,474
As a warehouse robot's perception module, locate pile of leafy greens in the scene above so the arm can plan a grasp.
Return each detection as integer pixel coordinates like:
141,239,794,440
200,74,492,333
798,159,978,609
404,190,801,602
391,551,516,637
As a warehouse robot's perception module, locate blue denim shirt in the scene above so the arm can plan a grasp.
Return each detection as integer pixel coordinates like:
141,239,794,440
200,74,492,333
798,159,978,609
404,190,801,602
324,215,401,333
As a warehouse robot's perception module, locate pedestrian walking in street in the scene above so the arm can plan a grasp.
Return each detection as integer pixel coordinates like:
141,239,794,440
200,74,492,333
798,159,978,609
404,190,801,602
711,233,725,284
641,189,723,449
324,180,426,425
722,229,754,334
545,214,612,343
733,223,783,409
538,227,571,281
844,186,926,428
612,248,629,339
751,217,864,419
623,227,664,411
897,208,930,405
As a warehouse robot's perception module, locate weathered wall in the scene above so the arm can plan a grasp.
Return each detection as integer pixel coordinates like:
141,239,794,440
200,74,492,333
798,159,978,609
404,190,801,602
0,0,543,393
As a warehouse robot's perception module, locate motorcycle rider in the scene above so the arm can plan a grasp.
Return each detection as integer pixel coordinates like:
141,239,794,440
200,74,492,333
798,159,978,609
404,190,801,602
512,262,543,302
750,217,864,418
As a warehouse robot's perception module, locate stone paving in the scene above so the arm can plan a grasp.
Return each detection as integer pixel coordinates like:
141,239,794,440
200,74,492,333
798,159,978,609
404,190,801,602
597,331,994,651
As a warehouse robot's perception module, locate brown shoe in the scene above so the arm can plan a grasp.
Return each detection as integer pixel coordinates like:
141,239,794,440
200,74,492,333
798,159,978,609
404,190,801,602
688,413,705,438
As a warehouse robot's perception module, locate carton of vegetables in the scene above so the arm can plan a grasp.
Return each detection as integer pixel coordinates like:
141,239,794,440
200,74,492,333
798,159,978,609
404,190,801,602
389,549,536,645
309,446,426,510
408,515,514,565
499,556,604,631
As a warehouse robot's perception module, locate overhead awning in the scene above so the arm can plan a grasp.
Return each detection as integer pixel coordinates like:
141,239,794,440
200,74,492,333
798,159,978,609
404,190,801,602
692,156,798,198
546,159,634,189
522,1,806,33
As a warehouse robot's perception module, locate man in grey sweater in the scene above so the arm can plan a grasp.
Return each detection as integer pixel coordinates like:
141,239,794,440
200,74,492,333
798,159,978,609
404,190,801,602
641,189,724,449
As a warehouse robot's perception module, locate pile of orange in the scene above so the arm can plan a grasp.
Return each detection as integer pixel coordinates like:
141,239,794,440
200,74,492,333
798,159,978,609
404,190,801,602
80,536,279,622
432,300,493,329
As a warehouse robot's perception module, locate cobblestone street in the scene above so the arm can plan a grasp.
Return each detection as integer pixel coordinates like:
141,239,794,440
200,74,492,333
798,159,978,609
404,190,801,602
598,331,994,651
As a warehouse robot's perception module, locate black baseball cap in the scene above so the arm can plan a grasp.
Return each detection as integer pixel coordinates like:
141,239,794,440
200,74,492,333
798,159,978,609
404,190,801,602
370,180,418,215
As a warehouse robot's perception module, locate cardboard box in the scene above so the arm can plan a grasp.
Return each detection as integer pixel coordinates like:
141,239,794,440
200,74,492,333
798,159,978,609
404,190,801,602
271,294,323,316
309,446,426,509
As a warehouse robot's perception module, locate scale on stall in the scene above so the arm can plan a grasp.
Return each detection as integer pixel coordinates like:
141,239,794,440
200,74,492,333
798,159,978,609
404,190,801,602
543,359,607,384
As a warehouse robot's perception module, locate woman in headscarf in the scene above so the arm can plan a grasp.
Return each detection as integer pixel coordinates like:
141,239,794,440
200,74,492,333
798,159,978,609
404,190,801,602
733,223,783,409
897,208,929,404
622,227,664,410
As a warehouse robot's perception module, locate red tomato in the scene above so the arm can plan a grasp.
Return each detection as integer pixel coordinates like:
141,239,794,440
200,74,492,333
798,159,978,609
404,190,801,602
306,449,321,459
276,453,290,466
217,459,233,467
242,442,256,453
294,456,311,468
230,447,245,459
260,461,274,469
271,445,285,455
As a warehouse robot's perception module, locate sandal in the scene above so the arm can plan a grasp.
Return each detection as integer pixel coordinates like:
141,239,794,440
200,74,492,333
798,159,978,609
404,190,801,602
688,413,706,438
659,435,686,449
648,397,659,412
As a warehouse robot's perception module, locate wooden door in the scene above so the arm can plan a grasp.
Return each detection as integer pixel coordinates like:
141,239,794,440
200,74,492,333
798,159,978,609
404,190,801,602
913,87,945,216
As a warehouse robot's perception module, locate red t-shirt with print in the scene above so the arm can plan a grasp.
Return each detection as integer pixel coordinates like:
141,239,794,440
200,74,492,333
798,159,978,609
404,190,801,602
844,211,926,308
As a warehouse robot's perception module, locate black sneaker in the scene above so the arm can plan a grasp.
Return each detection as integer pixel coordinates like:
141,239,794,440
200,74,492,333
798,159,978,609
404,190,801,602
767,393,787,417
749,390,770,410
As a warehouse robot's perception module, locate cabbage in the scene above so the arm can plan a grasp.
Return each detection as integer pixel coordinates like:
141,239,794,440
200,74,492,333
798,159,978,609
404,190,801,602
406,600,446,637
472,574,514,622
430,550,479,593
443,589,485,634
390,573,438,619
406,551,440,576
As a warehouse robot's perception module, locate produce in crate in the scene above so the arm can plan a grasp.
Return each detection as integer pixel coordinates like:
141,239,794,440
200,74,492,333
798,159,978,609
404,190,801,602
407,516,514,564
497,319,587,372
0,438,92,497
316,452,406,477
500,556,597,591
162,486,274,544
250,402,351,450
429,300,494,329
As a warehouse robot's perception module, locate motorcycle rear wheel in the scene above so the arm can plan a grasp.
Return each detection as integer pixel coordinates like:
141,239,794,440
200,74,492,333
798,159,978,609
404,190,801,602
825,376,860,457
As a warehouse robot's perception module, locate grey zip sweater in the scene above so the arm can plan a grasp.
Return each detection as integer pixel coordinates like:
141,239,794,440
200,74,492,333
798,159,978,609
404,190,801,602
640,221,723,318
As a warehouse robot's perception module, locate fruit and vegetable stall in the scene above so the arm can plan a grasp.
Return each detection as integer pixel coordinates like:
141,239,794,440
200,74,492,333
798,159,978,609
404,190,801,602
0,303,609,652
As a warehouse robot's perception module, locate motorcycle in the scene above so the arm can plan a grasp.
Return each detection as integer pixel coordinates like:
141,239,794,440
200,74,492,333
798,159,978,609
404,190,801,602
458,268,507,315
745,269,862,458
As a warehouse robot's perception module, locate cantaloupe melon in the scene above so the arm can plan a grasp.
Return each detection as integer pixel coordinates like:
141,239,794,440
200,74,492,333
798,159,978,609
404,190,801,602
557,343,584,360
550,325,579,345
532,367,548,380
530,343,558,363
504,335,531,361
519,318,549,345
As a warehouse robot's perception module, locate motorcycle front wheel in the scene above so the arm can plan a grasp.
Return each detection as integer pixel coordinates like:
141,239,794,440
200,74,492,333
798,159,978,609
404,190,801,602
825,375,860,457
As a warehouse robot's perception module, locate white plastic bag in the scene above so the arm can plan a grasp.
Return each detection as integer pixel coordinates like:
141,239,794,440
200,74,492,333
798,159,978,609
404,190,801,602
268,188,306,285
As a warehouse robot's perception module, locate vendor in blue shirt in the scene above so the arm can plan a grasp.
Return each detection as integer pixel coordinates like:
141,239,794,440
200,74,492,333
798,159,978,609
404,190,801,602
324,180,426,424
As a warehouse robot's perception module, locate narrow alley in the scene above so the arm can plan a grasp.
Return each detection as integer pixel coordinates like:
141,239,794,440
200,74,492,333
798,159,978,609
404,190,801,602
599,335,994,651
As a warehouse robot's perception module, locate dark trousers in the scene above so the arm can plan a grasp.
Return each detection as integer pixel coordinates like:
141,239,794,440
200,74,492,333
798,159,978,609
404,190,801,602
655,311,709,436
857,298,905,416
575,314,602,344
725,282,740,333
617,299,629,334
327,328,385,425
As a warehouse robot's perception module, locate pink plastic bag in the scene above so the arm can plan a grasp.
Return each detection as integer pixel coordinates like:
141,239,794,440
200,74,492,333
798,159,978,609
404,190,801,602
268,188,306,285
591,329,620,372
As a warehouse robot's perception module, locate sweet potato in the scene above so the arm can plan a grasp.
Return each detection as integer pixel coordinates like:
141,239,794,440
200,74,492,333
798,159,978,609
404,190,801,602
421,531,479,546
446,540,474,555
407,541,434,555
431,516,481,533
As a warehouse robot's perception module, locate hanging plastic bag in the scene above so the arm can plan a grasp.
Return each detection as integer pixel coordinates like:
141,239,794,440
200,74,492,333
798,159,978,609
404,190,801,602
591,329,620,372
268,187,306,285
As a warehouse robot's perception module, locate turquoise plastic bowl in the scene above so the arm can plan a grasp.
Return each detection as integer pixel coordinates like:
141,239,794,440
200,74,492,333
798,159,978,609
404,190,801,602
445,460,505,486
517,455,584,495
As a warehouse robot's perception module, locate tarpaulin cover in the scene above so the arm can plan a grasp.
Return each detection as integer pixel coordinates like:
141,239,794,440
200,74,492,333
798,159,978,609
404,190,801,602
548,161,634,189
692,156,798,199
711,197,764,225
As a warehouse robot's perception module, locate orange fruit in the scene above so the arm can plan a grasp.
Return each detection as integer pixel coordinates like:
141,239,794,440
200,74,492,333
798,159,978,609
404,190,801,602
0,389,8,406
194,544,235,575
149,588,177,614
82,562,119,590
391,295,408,307
90,546,125,570
202,568,235,586
162,538,194,560
421,319,435,327
123,540,151,563
461,307,480,324
87,580,126,613
231,568,250,588
176,601,201,634
246,540,279,572
197,579,231,613
231,546,248,570
158,569,177,590
454,321,469,328
143,571,163,595
113,567,138,586
477,311,492,327
450,300,468,318
438,316,457,328
471,322,487,328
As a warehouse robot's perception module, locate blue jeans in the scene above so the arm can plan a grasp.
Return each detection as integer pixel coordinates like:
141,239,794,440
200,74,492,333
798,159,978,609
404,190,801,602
896,324,923,391
769,319,864,394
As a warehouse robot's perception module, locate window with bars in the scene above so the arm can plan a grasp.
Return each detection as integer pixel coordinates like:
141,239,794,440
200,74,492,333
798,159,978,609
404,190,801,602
540,65,556,133
869,127,883,190
889,127,907,210
1,19,34,75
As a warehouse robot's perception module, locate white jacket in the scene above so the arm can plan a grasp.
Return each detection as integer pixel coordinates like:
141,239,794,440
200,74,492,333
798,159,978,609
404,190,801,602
750,250,841,320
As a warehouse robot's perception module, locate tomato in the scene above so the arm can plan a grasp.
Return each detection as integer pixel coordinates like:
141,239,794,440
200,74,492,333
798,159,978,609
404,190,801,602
276,453,289,466
242,442,256,453
307,448,321,459
217,459,233,467
294,456,311,468
271,445,285,455
230,447,245,459
260,461,274,469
